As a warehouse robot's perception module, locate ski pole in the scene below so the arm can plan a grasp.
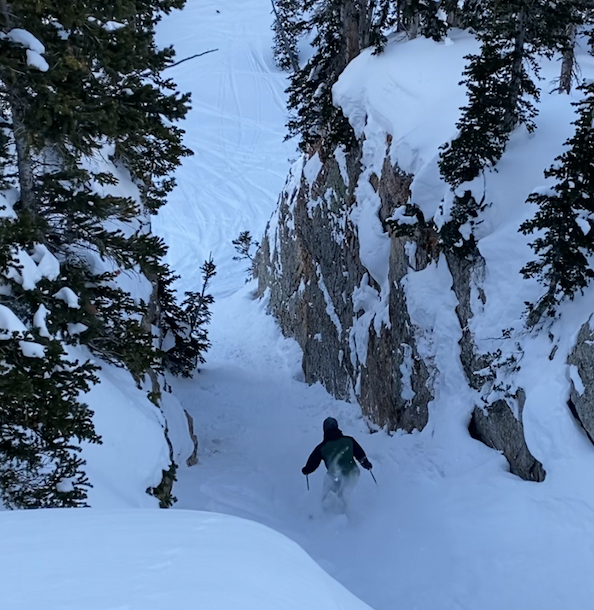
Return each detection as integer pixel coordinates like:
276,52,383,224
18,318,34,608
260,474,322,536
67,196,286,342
306,474,310,491
369,470,378,486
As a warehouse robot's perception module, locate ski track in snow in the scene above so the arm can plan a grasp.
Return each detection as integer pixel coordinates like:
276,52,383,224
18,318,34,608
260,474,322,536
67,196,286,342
154,0,293,299
156,4,594,609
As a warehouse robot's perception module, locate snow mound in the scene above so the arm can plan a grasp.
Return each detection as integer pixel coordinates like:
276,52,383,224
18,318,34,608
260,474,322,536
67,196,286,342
1,509,372,610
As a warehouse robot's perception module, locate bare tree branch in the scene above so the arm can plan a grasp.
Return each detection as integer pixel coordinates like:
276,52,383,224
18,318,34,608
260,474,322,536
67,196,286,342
165,49,219,69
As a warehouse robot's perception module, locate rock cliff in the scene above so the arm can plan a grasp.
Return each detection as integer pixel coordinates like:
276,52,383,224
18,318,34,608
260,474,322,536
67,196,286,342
255,138,545,481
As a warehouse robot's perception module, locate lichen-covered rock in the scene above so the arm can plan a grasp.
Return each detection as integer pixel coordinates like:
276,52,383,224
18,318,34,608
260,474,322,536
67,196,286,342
567,320,594,444
469,395,546,482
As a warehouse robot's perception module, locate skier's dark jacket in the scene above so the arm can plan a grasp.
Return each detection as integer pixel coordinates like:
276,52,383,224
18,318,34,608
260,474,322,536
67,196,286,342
302,428,370,476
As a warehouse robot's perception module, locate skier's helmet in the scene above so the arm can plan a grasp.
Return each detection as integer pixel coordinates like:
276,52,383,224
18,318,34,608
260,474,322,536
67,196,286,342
323,417,339,433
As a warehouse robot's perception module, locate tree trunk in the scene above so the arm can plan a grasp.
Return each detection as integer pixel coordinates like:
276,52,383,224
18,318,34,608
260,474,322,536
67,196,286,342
1,0,36,213
559,23,576,95
11,98,36,213
358,0,377,50
503,9,526,133
408,12,419,40
341,0,361,63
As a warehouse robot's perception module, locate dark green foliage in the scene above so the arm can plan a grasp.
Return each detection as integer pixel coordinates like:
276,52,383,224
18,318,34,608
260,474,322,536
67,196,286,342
436,0,579,248
233,230,258,261
439,40,538,188
272,0,306,71
165,258,216,378
233,230,259,281
286,0,356,154
0,334,100,509
440,190,485,255
521,82,594,320
0,0,192,507
286,0,408,154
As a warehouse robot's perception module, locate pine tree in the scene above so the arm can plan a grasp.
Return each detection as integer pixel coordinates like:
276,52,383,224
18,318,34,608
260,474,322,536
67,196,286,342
232,230,259,279
286,0,355,153
271,0,305,72
0,334,100,508
164,258,216,378
0,0,192,507
0,0,191,374
286,0,395,154
520,82,594,320
436,0,575,250
440,1,576,187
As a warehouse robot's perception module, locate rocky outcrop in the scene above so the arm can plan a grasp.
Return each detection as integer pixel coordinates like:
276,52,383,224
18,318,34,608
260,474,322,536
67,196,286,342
256,140,543,477
469,394,546,482
256,142,432,431
184,410,199,467
567,320,594,444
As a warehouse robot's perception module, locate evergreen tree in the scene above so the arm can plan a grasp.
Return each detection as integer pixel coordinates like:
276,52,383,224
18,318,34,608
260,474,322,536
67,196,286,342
272,0,305,72
436,0,576,251
286,0,355,153
286,0,395,154
0,334,100,509
440,1,576,188
164,258,216,378
520,82,594,320
0,1,191,373
0,0,193,507
232,230,259,279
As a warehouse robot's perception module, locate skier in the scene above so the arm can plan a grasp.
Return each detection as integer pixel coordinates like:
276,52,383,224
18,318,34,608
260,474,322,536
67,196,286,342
301,417,372,511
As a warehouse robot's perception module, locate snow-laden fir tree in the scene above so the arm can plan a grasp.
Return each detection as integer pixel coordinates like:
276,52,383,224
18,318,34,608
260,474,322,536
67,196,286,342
287,0,356,154
437,0,577,250
271,0,306,71
520,81,594,322
0,0,194,507
0,333,101,509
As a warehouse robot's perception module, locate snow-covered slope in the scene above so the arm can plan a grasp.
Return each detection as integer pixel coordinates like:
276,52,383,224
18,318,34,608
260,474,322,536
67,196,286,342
168,284,594,610
2,508,372,610
81,359,174,508
152,13,594,610
154,0,293,297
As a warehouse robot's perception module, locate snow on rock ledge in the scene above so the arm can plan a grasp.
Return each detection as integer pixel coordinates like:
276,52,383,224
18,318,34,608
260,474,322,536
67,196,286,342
1,509,372,610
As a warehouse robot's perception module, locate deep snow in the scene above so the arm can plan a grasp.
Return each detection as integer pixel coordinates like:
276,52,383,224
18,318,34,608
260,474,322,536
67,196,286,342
1,509,372,610
144,3,594,610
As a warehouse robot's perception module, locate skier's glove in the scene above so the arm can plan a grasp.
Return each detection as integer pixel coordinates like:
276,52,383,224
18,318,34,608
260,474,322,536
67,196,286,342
361,458,373,470
301,467,308,475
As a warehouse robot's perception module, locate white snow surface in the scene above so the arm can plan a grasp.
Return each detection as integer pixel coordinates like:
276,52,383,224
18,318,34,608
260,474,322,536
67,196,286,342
6,28,45,53
53,286,80,308
153,0,294,298
1,509,371,610
0,304,26,337
26,49,49,72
